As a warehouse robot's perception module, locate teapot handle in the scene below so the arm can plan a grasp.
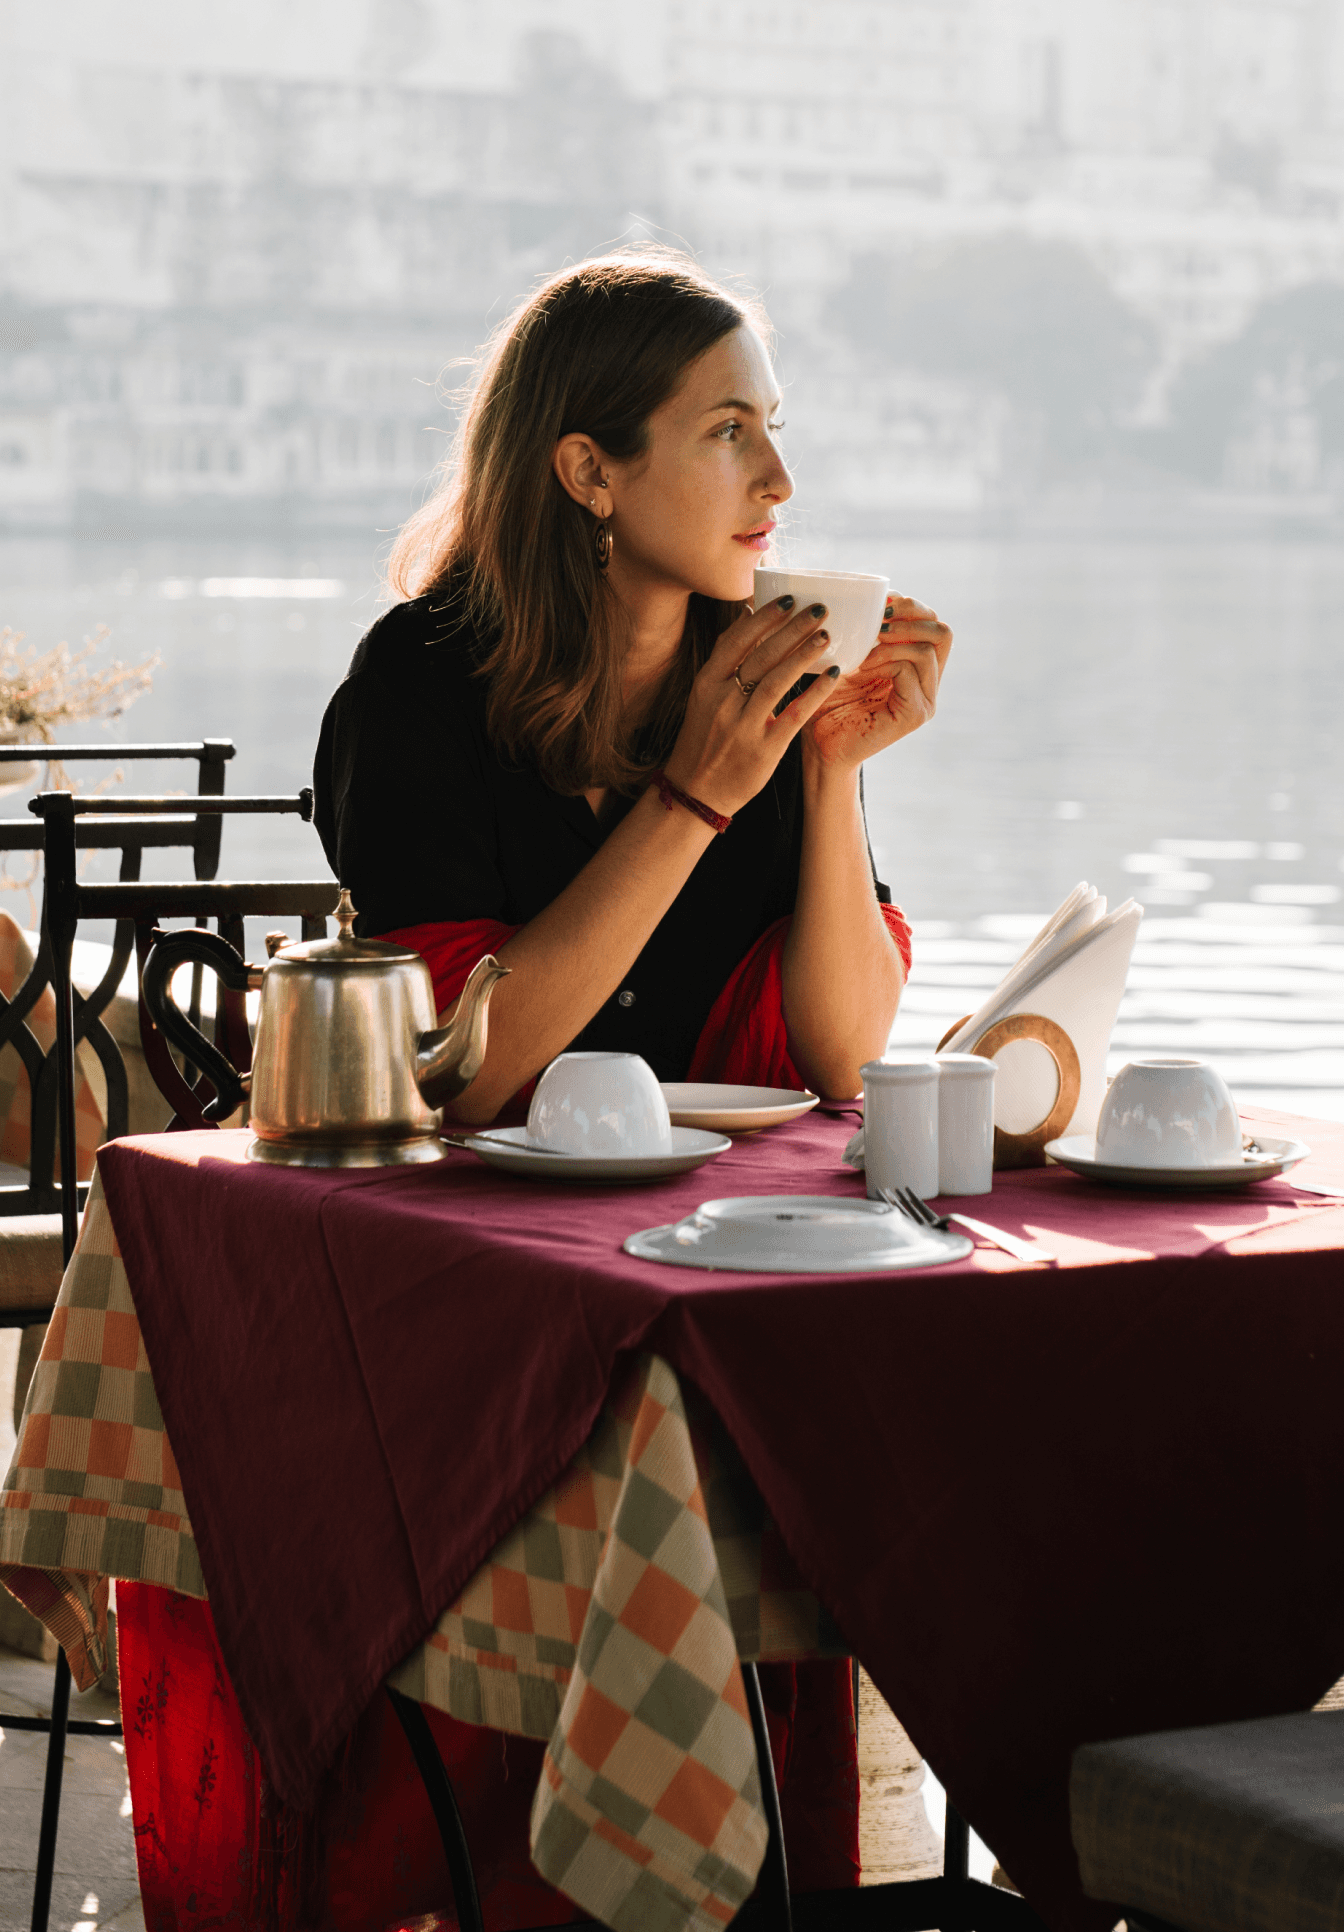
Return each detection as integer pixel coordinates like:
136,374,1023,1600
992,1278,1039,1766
142,928,257,1123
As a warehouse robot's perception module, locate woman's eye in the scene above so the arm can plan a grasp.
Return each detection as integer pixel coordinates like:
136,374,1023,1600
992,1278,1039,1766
714,418,785,441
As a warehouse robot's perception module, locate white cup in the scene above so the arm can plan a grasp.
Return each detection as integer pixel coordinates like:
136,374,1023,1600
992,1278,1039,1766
528,1051,673,1157
935,1054,996,1196
861,1058,939,1201
1095,1058,1241,1169
754,567,890,675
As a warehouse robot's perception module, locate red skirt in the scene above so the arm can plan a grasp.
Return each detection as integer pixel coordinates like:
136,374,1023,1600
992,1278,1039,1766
118,1584,858,1930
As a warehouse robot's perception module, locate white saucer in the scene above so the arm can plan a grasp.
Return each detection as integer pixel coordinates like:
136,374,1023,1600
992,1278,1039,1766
659,1083,820,1133
1044,1133,1311,1190
624,1194,973,1273
460,1124,732,1184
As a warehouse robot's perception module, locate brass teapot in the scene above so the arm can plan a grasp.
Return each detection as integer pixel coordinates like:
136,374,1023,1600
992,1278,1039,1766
142,889,509,1167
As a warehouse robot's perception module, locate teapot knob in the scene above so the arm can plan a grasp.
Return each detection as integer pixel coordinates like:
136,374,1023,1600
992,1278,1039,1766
336,887,358,943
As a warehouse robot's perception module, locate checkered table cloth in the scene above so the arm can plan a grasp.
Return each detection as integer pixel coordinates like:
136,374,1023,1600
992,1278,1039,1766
1,1167,845,1932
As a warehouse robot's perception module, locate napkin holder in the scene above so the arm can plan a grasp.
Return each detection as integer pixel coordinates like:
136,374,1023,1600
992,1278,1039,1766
936,1012,1081,1169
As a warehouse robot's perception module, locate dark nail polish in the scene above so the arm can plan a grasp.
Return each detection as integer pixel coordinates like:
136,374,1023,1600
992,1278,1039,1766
777,594,795,611
827,664,841,678
810,602,827,619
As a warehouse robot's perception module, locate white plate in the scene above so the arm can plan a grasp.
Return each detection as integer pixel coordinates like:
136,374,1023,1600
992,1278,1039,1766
1044,1133,1311,1190
625,1193,973,1273
460,1123,732,1184
659,1084,819,1133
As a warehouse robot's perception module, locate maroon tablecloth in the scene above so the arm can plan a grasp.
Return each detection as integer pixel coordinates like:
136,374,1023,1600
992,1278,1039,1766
98,1104,1344,1932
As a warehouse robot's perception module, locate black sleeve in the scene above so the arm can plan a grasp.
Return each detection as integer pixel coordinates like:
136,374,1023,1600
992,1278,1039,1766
313,602,508,936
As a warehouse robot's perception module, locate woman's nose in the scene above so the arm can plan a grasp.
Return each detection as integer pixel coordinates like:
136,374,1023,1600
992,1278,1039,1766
760,446,794,505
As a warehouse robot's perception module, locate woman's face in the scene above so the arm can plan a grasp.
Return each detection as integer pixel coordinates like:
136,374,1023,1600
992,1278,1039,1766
607,325,793,606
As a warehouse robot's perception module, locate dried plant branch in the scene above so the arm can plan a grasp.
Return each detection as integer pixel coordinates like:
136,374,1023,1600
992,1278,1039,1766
0,626,161,919
0,626,159,743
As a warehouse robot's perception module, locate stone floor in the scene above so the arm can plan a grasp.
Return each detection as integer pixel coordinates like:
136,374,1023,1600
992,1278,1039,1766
0,1648,142,1932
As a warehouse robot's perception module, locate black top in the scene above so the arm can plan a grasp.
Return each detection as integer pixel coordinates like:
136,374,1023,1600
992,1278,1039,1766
313,594,888,1081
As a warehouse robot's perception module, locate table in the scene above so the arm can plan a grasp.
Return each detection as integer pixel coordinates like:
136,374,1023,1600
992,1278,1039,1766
5,1105,1344,1932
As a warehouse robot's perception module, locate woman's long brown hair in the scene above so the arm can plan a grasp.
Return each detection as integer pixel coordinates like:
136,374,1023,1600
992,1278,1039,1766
388,249,765,796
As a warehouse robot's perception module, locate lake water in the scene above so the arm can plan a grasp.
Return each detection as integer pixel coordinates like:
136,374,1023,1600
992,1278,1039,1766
1,530,1341,1120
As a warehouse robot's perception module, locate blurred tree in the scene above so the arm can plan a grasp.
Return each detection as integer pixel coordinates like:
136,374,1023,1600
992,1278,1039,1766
827,237,1155,469
1165,282,1344,483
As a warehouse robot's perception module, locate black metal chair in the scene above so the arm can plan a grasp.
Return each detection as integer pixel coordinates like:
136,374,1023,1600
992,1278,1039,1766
10,784,337,1932
1,752,246,1893
0,741,236,1312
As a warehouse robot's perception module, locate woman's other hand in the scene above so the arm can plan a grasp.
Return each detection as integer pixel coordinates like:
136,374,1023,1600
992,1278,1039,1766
662,594,840,814
803,594,952,772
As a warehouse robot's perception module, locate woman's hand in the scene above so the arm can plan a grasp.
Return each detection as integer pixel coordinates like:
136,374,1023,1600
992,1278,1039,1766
662,595,840,814
803,594,952,773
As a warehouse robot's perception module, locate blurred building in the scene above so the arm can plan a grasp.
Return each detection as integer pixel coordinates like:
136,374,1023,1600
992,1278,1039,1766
1,0,1342,528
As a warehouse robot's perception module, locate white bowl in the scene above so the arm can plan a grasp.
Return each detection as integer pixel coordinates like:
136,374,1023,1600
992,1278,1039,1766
754,568,890,675
527,1051,673,1158
1095,1058,1241,1170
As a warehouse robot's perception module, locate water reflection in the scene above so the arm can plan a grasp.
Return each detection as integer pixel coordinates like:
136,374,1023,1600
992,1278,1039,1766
1,532,1339,1119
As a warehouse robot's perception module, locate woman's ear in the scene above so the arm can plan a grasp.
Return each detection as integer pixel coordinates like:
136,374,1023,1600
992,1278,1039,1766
553,433,612,514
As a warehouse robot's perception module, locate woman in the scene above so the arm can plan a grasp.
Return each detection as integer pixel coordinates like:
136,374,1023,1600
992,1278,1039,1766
300,250,952,1924
314,249,951,1117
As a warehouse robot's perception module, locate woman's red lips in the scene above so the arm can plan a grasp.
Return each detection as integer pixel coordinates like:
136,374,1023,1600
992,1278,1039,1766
733,521,777,549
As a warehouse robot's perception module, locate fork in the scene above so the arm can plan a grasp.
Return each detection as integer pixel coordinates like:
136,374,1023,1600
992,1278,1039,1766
878,1185,1056,1264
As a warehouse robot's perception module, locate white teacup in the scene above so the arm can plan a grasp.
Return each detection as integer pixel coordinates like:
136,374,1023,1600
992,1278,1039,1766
1095,1058,1241,1169
754,568,890,675
528,1051,673,1158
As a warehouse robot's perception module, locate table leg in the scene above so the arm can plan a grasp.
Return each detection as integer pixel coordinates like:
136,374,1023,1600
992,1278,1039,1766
944,1801,970,1881
386,1685,485,1932
743,1661,793,1932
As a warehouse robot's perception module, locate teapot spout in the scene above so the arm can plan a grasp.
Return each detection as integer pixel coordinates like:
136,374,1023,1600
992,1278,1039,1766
415,953,511,1110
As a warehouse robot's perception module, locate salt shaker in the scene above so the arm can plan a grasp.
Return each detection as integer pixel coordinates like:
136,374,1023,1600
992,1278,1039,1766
935,1053,997,1196
860,1058,939,1201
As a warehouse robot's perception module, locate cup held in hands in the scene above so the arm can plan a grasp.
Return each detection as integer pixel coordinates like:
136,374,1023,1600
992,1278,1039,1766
1095,1058,1240,1169
528,1051,674,1158
754,567,890,675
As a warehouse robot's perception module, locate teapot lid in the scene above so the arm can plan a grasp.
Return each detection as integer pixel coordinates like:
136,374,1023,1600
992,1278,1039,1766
269,888,425,968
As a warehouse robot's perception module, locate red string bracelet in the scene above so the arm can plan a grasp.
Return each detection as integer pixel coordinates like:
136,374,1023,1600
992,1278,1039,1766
650,769,732,835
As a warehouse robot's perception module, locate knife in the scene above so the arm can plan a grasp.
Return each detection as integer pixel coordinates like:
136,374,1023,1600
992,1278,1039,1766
944,1212,1056,1263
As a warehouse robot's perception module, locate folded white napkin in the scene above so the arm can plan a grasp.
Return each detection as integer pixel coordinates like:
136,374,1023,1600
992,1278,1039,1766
942,885,1143,1138
843,885,1142,1170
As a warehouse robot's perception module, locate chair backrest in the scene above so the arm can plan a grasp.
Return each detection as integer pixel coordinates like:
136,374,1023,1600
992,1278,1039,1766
0,740,236,883
0,743,238,1224
35,788,339,1257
